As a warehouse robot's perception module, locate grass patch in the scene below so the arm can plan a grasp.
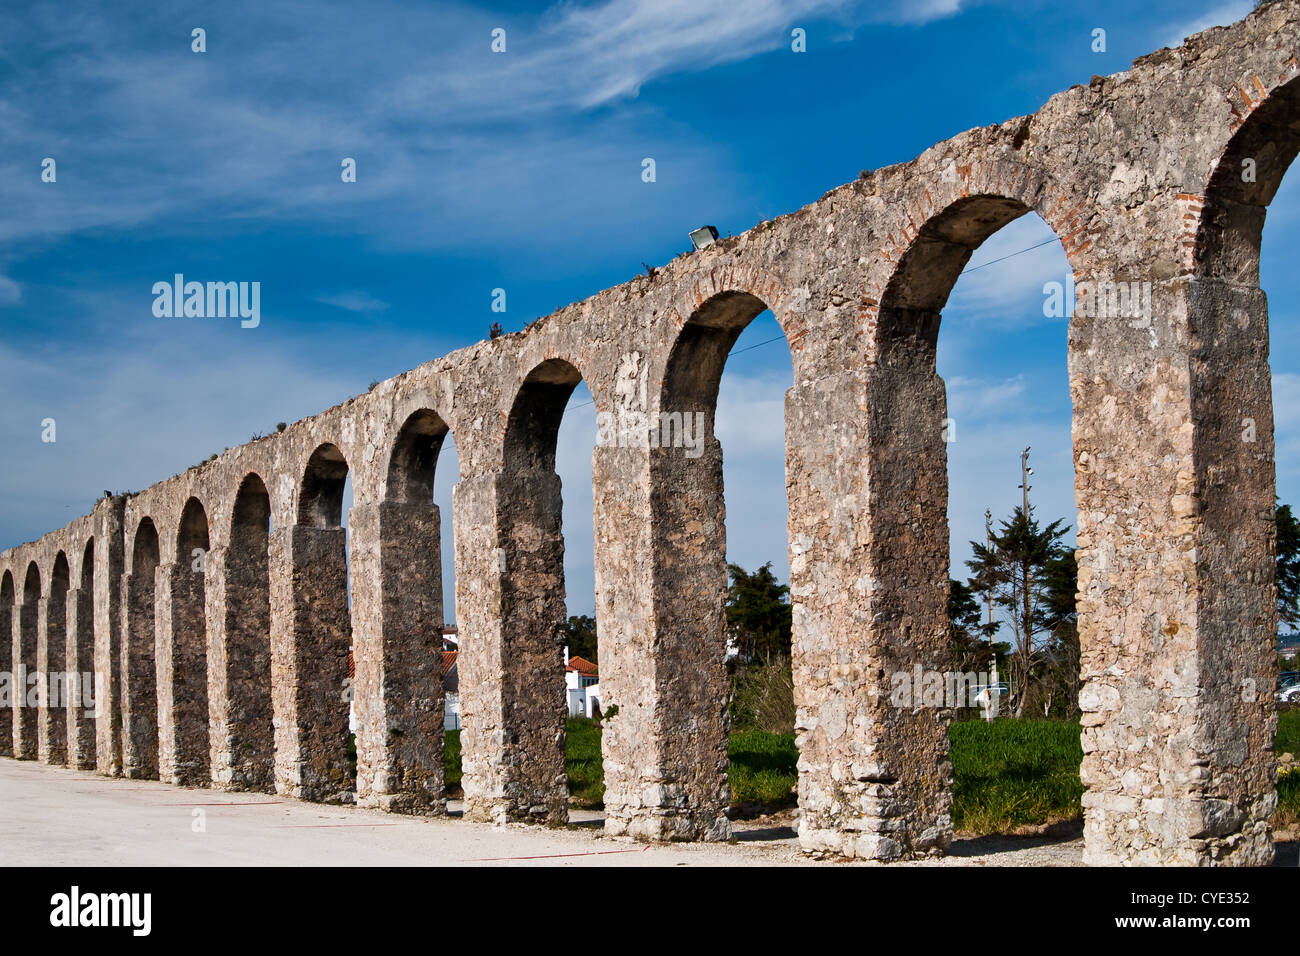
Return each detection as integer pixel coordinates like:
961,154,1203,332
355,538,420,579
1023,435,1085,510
565,717,605,808
444,728,461,791
438,712,1300,835
728,730,798,808
1276,706,1299,758
949,719,1084,832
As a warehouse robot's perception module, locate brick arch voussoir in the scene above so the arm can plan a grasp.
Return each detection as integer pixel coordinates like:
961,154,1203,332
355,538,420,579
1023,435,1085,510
486,345,605,472
667,261,802,354
1183,56,1300,278
859,154,1100,359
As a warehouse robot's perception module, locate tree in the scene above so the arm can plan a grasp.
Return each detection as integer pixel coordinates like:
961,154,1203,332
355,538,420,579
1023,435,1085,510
1277,502,1300,628
948,578,993,673
966,507,1071,717
1034,549,1080,718
725,562,792,662
561,614,598,664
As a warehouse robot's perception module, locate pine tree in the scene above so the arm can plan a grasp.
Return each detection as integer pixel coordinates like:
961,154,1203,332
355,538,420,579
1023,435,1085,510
1276,502,1300,628
966,507,1070,717
725,562,792,662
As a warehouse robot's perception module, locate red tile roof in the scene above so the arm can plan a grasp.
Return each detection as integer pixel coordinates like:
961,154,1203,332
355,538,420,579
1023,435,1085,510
442,650,458,677
566,655,598,677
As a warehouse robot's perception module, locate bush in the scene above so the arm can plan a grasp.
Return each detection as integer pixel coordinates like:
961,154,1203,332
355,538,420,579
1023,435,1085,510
730,657,795,734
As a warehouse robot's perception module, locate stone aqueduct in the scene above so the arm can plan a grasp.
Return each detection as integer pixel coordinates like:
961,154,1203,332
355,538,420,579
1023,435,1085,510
3,4,1299,865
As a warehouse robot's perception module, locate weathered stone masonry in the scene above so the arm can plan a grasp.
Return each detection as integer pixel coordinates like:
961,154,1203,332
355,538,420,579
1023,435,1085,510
1,5,1295,864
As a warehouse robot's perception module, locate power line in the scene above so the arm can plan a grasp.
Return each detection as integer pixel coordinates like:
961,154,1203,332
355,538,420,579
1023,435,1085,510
565,233,1060,411
960,236,1059,274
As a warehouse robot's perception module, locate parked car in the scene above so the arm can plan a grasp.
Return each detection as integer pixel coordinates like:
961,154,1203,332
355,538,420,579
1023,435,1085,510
1278,672,1300,703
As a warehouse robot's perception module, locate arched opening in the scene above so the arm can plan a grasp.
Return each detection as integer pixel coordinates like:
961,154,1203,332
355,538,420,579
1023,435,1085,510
215,473,274,791
351,409,453,812
860,191,1076,857
124,517,160,778
465,358,583,824
634,291,796,840
932,206,1081,835
554,381,600,809
68,538,97,769
15,562,40,759
300,444,348,528
1196,73,1300,858
41,552,70,765
0,570,14,756
159,497,210,785
275,443,353,802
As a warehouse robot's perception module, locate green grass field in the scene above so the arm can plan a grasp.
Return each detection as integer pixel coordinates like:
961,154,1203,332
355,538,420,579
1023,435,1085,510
442,708,1300,834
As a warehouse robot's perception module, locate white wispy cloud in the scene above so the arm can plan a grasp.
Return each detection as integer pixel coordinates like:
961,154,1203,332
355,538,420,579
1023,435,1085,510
1160,0,1254,49
0,275,20,305
0,0,963,253
316,291,390,313
947,374,1028,422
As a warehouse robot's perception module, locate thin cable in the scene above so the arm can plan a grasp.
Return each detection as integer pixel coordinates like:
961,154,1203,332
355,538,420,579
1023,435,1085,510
565,234,1060,411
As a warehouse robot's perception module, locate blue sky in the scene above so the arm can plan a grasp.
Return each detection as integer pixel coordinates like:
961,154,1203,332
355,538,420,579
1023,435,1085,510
2,0,1294,623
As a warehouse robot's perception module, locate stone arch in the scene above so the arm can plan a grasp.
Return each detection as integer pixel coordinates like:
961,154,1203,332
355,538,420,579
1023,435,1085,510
272,445,353,802
808,184,1082,860
157,497,210,785
461,357,585,825
299,443,349,528
41,551,70,765
0,569,13,756
503,358,584,472
1138,62,1300,866
14,561,41,759
350,408,453,812
1193,71,1300,281
67,536,96,768
124,517,160,778
663,264,803,370
603,287,799,842
862,155,1095,349
210,473,275,791
386,409,450,504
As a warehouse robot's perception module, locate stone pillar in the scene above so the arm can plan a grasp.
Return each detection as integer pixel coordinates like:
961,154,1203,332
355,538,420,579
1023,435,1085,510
37,585,67,765
269,524,353,803
791,363,953,860
120,568,158,779
455,470,567,825
13,597,37,759
0,588,11,758
65,586,97,769
1073,277,1276,866
206,545,274,791
155,561,210,786
597,440,731,842
351,501,446,813
94,499,125,777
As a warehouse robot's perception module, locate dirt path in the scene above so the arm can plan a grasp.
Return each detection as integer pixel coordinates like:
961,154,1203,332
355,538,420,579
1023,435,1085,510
3,760,1293,866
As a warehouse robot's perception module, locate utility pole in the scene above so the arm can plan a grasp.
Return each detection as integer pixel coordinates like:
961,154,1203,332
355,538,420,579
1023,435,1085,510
984,509,995,632
985,508,998,720
1014,445,1034,718
1019,445,1033,518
